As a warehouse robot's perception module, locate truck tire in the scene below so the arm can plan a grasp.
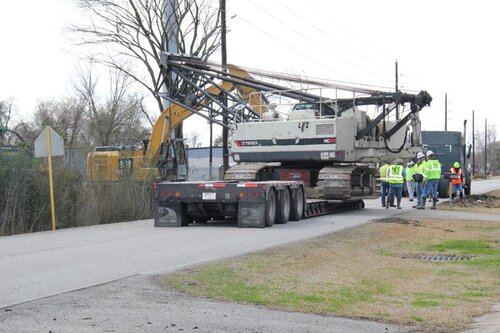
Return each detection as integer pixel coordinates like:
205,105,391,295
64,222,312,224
438,179,449,198
289,186,305,221
180,204,192,226
276,187,291,224
464,179,471,195
265,188,277,227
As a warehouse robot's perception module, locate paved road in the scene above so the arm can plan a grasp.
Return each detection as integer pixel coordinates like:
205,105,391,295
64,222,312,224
0,198,397,309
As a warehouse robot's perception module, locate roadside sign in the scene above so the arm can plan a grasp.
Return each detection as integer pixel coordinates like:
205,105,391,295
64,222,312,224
34,126,64,157
34,126,64,231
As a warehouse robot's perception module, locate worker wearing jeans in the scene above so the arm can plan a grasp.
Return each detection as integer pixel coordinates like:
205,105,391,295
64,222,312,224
405,160,416,201
379,161,390,208
387,159,406,209
413,152,426,208
418,150,441,210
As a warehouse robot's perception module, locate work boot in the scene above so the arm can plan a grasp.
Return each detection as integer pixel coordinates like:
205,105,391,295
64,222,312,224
417,199,426,209
459,192,463,199
385,202,389,209
397,198,402,209
431,198,437,210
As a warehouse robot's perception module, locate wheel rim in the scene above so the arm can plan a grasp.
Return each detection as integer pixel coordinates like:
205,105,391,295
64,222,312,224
296,187,304,217
282,188,291,220
268,190,276,222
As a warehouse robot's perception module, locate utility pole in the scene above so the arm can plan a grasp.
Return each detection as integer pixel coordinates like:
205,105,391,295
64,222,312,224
485,118,488,174
472,110,475,176
220,0,229,176
444,93,447,132
395,60,399,120
209,112,213,180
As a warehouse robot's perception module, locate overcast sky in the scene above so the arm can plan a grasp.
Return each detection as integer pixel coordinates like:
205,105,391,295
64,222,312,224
0,0,498,144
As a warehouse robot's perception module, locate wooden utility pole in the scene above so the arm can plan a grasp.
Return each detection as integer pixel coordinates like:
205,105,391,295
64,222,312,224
472,110,475,176
209,112,213,179
485,118,488,174
444,93,448,132
395,60,399,120
220,0,229,175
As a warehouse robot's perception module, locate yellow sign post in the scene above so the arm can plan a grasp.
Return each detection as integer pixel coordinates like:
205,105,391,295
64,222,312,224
45,127,57,231
34,126,64,231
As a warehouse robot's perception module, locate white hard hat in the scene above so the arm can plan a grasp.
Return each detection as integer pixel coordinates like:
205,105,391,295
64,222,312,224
416,152,425,159
426,150,434,157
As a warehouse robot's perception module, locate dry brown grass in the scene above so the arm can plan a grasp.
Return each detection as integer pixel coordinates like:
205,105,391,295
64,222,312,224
164,218,500,331
439,190,500,214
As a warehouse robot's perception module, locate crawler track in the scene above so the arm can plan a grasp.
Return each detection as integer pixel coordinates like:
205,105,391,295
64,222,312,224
304,199,365,218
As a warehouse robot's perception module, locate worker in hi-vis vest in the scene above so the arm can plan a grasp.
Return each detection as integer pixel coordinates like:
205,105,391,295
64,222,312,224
417,150,441,210
386,159,406,209
379,161,390,208
412,152,426,208
405,160,417,201
450,161,464,199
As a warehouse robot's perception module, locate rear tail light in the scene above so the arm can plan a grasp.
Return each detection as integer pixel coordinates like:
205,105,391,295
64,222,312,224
199,183,226,188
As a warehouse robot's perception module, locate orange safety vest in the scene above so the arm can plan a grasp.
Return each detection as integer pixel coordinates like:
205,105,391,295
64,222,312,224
449,167,462,184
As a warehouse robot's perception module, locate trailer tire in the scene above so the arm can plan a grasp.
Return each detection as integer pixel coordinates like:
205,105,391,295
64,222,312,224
265,188,277,227
464,178,471,195
180,204,192,226
276,187,291,224
290,186,305,221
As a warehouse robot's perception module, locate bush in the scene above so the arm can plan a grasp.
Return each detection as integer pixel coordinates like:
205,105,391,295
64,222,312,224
0,150,154,236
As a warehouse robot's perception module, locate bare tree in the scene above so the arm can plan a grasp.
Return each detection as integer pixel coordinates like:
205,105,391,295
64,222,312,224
185,131,202,148
34,98,88,149
213,133,222,147
0,98,14,145
474,125,497,173
74,66,149,146
72,0,221,113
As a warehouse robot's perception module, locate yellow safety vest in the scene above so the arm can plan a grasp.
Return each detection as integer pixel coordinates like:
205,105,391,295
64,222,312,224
379,164,389,182
388,164,404,184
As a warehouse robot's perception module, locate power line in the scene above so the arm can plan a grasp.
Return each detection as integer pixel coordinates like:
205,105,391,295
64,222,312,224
275,0,394,73
227,10,354,82
246,0,394,86
273,1,427,91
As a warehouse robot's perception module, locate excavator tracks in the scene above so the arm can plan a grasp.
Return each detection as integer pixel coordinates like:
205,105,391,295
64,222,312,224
317,165,378,200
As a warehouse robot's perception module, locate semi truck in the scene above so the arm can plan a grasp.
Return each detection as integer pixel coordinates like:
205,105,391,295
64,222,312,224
422,125,471,198
154,54,432,228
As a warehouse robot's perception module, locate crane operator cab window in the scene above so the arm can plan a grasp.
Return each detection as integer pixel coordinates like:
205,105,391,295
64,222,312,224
288,103,320,120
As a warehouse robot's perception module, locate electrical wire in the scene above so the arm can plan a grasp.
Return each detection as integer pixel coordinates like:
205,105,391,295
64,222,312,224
226,9,354,82
261,0,395,85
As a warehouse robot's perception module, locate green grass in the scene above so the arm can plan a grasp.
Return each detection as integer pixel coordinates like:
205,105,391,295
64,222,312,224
162,219,500,331
412,299,440,308
425,240,497,255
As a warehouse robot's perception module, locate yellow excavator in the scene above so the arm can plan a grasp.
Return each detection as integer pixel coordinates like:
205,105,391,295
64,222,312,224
86,61,267,182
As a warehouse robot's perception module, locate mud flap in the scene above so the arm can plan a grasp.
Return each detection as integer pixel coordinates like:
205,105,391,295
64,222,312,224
155,202,188,227
238,202,266,228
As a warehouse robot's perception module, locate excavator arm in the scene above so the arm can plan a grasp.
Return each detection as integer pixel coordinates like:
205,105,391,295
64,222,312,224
145,63,269,176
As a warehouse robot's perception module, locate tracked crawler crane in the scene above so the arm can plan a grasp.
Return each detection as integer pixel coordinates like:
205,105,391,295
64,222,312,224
153,54,432,228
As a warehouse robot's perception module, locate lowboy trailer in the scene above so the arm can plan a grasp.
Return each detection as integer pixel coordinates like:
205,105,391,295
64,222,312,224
154,180,364,228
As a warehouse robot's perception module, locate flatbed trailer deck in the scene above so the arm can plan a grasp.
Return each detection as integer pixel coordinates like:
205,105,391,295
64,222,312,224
154,180,364,228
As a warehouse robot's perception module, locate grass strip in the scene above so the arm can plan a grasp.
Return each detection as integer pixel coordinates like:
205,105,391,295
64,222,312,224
162,218,500,331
